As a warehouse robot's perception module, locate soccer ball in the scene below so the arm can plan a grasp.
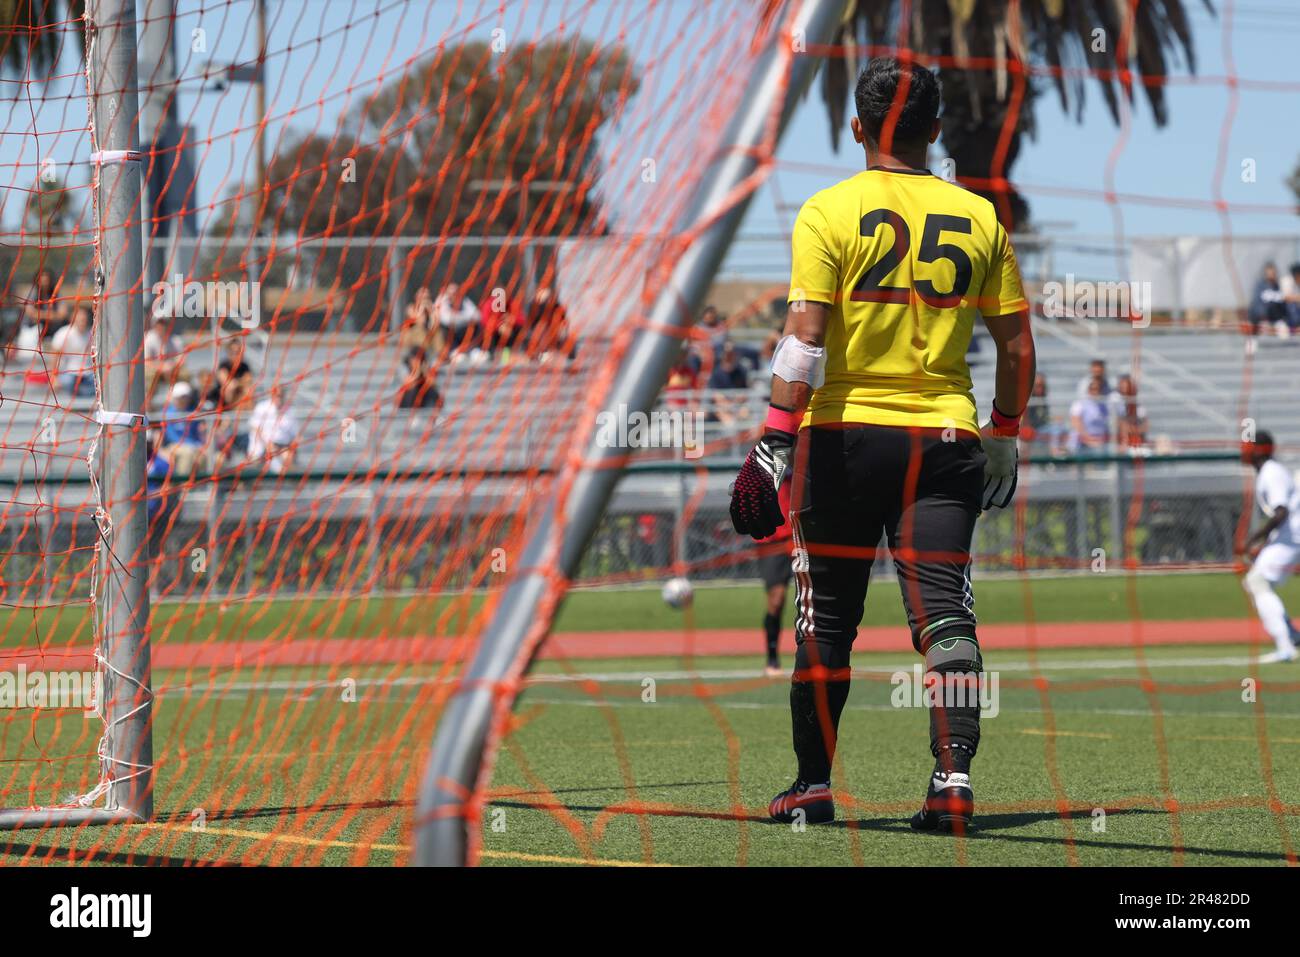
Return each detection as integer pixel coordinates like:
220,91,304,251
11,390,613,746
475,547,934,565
661,576,694,610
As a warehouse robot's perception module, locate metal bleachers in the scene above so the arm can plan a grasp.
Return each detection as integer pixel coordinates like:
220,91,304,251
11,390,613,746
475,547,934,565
3,320,1290,501
984,320,1299,449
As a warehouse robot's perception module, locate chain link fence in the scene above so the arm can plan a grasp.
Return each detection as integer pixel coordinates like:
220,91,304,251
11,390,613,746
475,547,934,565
0,449,1252,606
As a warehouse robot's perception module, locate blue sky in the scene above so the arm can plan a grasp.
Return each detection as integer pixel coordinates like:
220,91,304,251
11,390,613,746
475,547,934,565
750,1,1300,277
5,0,1298,282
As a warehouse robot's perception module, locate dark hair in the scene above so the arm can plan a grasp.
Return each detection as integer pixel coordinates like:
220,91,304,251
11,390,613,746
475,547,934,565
855,56,941,147
1256,429,1275,448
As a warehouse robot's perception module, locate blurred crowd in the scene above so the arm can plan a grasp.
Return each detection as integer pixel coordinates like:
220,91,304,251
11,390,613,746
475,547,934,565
1249,262,1300,339
7,269,1163,502
666,301,1158,461
1024,357,1152,459
7,270,303,487
664,305,777,430
398,280,576,367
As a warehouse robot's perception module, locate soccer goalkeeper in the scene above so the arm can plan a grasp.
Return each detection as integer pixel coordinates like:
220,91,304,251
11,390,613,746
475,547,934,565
730,56,1035,834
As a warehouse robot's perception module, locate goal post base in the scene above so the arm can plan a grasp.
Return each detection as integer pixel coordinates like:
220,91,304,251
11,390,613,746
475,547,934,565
0,807,144,830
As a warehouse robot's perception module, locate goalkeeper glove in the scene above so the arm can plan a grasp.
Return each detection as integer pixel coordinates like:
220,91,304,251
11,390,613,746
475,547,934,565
980,403,1021,510
730,405,799,539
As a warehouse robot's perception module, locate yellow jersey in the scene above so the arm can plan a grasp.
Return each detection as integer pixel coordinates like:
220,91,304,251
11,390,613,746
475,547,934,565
787,167,1027,436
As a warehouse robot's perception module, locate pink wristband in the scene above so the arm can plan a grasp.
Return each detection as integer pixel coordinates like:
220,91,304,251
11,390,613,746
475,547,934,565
765,405,803,435
989,404,1021,435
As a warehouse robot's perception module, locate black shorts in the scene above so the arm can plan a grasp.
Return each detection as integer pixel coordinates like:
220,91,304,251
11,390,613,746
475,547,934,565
789,423,984,656
759,549,793,589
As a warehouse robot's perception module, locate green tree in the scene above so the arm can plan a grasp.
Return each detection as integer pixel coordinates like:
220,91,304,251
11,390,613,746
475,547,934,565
822,0,1209,228
256,37,637,241
0,0,85,77
201,37,639,331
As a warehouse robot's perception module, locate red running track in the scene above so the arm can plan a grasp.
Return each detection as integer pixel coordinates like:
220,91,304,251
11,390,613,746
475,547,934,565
0,618,1266,670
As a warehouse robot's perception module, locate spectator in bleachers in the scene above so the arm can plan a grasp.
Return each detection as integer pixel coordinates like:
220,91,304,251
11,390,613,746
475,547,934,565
1021,372,1065,455
203,341,256,465
50,304,94,398
1069,377,1111,456
247,385,299,475
707,340,751,429
434,282,478,352
145,430,171,523
680,334,707,379
160,382,206,478
496,308,528,362
525,285,573,360
665,343,700,411
24,269,68,341
480,288,525,360
1114,374,1149,450
7,310,38,368
144,316,185,408
396,347,443,410
1248,262,1288,337
400,286,444,356
1279,263,1300,337
698,304,726,359
195,370,217,410
1075,358,1113,399
1024,373,1050,437
708,339,749,389
205,340,255,412
144,428,175,585
205,359,239,411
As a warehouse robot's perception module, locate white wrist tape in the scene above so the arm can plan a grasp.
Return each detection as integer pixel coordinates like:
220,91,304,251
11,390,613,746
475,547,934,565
769,335,826,388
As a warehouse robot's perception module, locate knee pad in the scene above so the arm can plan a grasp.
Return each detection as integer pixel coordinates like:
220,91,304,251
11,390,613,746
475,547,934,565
921,619,982,674
1245,568,1276,600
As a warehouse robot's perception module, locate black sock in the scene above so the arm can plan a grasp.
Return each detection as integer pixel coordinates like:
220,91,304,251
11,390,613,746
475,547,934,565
763,612,780,661
934,742,974,776
926,646,981,777
790,671,850,784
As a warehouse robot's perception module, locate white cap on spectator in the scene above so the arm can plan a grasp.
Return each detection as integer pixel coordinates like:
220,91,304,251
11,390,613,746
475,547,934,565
170,382,193,403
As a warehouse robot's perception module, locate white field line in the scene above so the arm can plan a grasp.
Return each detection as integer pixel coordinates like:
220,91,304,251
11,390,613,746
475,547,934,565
509,697,1297,721
152,653,1281,701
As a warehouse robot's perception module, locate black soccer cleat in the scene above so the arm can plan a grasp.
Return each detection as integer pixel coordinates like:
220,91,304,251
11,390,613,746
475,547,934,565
768,779,835,825
911,770,974,835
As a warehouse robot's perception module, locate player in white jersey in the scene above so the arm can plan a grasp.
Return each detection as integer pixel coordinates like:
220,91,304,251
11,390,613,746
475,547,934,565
1240,431,1300,663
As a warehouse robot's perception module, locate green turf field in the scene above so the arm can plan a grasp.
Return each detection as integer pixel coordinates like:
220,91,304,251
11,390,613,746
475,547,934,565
555,570,1288,632
485,644,1300,866
0,575,1295,866
3,570,1293,648
0,641,1294,866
